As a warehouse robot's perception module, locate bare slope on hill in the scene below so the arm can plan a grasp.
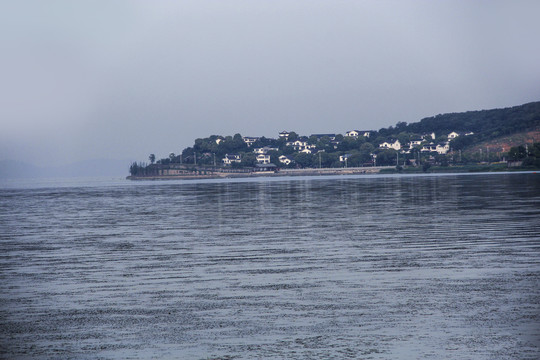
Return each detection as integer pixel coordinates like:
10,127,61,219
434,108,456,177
464,130,540,154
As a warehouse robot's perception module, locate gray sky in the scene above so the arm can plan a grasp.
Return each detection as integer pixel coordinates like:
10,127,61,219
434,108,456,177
1,0,539,166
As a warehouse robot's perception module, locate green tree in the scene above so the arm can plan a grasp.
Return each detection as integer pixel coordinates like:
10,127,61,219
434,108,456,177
508,145,527,160
308,135,318,145
397,132,410,146
148,154,156,164
375,150,396,166
293,152,314,168
360,142,374,154
337,137,357,151
241,153,256,167
435,135,448,144
522,142,540,167
269,151,280,166
396,121,408,131
129,162,139,176
288,131,299,142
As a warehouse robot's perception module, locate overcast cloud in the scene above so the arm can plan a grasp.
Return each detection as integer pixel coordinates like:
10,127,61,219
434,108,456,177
1,0,539,166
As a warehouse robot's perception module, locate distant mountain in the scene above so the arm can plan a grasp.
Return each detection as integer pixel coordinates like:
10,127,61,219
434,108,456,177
0,159,133,179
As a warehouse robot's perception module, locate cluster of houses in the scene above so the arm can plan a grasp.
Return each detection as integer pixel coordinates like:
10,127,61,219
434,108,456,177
222,130,472,166
378,131,473,155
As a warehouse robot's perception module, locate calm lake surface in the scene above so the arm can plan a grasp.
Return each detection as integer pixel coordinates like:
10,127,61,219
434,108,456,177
1,172,539,359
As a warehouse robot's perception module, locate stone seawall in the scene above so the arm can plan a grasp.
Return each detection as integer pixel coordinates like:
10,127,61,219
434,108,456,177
127,166,394,180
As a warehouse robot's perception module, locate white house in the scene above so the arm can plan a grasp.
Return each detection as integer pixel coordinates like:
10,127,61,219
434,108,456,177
256,154,271,164
379,140,401,151
421,143,436,152
422,132,436,140
346,130,372,138
243,136,260,147
300,148,313,154
279,155,292,165
339,154,351,162
286,140,307,149
222,154,241,165
253,146,278,154
409,139,423,147
286,140,315,152
279,131,290,139
448,131,460,140
436,143,450,154
421,143,450,154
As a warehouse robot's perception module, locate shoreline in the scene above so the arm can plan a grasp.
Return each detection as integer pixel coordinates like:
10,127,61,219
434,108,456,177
126,164,538,181
126,166,394,180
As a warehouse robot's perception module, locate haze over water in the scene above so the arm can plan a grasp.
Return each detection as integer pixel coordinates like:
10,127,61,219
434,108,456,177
1,172,539,359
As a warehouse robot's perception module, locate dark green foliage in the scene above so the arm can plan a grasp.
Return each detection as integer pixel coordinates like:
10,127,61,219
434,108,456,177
287,132,299,142
450,134,476,150
241,153,257,167
403,101,540,143
375,150,397,166
269,151,280,166
522,142,540,167
130,102,540,174
293,152,315,168
508,143,540,167
508,145,527,160
129,162,151,176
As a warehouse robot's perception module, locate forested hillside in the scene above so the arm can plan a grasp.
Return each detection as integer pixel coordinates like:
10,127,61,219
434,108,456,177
380,101,540,150
131,101,540,174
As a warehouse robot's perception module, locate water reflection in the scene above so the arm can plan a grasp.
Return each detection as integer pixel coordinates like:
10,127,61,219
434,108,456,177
0,173,539,359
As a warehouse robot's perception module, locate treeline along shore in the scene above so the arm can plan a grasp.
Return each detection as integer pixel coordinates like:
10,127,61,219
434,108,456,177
128,101,540,180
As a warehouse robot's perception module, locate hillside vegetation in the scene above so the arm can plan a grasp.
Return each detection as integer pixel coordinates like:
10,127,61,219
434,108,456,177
390,101,540,151
131,101,540,175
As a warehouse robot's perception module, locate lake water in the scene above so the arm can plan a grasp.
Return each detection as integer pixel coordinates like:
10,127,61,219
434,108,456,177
1,172,539,359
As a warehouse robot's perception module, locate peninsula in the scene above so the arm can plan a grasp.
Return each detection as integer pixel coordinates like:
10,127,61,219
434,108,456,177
128,101,540,180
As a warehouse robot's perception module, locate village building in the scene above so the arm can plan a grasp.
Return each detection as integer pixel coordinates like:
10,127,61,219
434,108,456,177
421,143,436,152
222,154,241,165
379,140,401,151
279,155,292,165
436,143,450,154
421,143,450,154
242,136,260,147
420,132,436,141
286,140,316,152
409,139,424,147
253,146,278,154
339,154,351,162
279,131,290,139
345,130,372,138
256,154,271,164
